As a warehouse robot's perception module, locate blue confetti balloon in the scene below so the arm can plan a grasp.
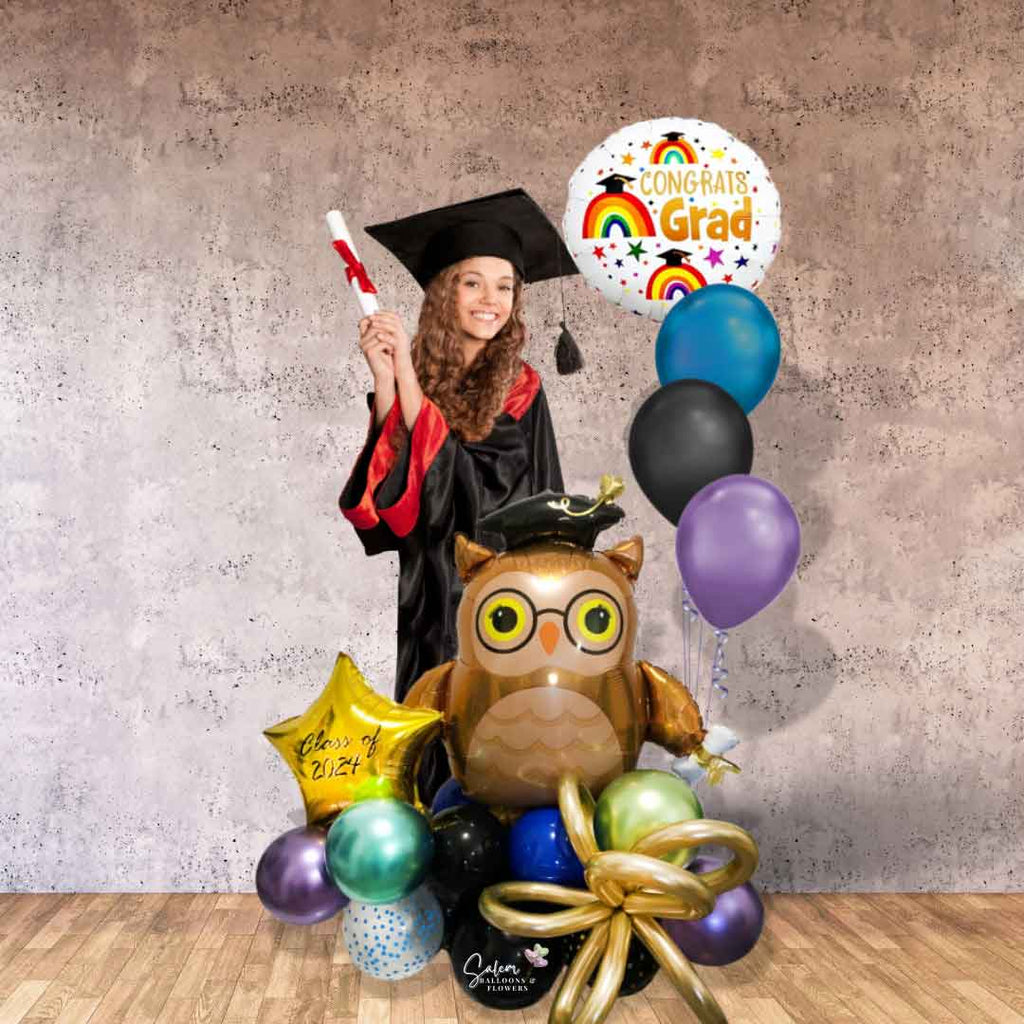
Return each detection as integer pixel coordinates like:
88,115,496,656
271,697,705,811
655,284,780,413
342,884,443,980
508,807,584,887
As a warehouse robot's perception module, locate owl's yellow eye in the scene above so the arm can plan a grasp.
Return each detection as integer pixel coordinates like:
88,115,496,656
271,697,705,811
565,589,623,654
484,597,526,641
477,589,537,653
577,598,617,643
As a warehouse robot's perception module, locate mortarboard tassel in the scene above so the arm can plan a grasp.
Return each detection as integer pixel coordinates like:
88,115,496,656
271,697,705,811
555,260,583,375
556,320,583,375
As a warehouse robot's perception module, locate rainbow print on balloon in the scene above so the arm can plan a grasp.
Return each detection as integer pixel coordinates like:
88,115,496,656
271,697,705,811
650,132,698,165
582,175,656,239
646,250,707,301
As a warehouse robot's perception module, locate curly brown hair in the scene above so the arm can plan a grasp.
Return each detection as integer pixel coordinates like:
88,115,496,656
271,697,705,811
410,263,528,442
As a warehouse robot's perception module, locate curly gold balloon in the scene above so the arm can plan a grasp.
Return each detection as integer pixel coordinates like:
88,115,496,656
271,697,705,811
264,652,441,823
478,774,759,1024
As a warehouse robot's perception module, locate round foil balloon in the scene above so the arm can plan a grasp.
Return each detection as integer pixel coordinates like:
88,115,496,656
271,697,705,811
564,117,781,321
660,856,764,965
255,825,348,926
342,884,443,980
429,804,508,900
593,770,703,867
325,798,433,904
430,777,474,815
508,807,584,887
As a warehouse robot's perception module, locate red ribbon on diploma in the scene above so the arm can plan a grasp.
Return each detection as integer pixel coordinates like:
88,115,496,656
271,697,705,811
332,239,378,296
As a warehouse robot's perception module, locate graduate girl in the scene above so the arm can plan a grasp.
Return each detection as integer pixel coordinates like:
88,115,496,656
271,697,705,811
339,191,580,770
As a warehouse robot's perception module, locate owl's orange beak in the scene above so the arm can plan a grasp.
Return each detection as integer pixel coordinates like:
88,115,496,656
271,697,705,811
539,621,560,655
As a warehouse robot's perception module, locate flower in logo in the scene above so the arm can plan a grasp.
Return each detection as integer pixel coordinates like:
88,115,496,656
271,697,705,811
523,943,549,968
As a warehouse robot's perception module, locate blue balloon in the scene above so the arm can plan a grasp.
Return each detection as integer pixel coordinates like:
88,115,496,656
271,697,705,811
431,777,473,816
509,808,584,886
655,284,780,413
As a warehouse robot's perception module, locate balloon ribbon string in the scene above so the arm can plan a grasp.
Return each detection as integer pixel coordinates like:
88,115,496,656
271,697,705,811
682,590,692,693
696,616,705,715
705,629,730,725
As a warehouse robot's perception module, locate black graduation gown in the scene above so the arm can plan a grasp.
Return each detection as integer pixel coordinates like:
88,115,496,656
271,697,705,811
339,362,563,793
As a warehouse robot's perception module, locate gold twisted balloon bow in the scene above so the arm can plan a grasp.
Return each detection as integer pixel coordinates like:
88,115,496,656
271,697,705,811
479,774,759,1024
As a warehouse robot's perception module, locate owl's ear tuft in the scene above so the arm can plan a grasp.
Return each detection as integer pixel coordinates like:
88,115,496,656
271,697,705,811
601,535,644,584
455,534,497,583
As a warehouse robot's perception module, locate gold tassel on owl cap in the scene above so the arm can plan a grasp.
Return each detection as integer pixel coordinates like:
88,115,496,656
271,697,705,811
403,476,738,811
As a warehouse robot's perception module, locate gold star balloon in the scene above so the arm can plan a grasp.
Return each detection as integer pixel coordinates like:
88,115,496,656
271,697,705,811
264,652,442,824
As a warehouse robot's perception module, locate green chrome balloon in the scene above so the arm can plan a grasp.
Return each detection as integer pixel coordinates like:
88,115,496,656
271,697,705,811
593,770,703,867
326,798,434,904
352,775,396,803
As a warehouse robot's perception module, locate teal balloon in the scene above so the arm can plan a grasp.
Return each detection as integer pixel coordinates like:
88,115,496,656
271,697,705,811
594,770,703,867
656,284,780,413
326,798,433,904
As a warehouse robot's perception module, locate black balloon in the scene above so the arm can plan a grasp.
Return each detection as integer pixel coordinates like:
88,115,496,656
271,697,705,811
561,930,660,996
628,379,754,525
429,883,477,951
450,904,566,1009
429,804,508,900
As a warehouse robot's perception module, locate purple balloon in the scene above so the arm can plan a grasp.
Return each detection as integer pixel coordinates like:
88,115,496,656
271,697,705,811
256,825,348,926
661,856,764,965
676,474,800,629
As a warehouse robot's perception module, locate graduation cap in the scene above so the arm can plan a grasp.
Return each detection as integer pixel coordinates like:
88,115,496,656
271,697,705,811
366,189,577,289
365,189,584,374
656,248,695,265
478,475,625,551
595,174,635,194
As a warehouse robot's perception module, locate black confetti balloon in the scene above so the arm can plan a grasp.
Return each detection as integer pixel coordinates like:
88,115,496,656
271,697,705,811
429,804,508,901
428,883,477,952
561,930,660,996
449,904,566,1009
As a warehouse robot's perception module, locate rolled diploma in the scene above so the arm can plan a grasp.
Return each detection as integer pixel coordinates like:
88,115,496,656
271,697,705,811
326,210,379,316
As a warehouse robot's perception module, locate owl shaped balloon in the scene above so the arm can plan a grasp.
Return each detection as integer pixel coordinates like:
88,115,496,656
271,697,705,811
404,481,732,809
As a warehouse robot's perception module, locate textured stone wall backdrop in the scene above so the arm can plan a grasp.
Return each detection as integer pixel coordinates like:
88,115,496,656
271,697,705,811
2,0,1022,892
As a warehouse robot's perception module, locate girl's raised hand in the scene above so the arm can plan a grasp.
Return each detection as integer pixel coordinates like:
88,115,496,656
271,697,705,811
358,316,395,386
363,312,412,368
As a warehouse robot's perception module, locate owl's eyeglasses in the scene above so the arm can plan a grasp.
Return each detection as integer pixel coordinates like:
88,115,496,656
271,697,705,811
475,587,624,655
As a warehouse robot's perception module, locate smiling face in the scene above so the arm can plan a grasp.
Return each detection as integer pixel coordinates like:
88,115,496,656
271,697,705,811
453,256,516,343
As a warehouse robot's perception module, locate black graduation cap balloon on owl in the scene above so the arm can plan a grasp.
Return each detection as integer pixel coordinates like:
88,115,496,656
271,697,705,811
366,188,584,373
403,476,736,809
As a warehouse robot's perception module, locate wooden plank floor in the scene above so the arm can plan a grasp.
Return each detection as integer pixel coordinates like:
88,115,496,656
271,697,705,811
1,894,1023,1023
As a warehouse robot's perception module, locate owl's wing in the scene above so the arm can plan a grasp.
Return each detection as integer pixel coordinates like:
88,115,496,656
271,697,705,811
638,660,707,756
402,660,454,714
639,662,741,784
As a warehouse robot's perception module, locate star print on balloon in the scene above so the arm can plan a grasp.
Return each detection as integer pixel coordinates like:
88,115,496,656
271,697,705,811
264,653,442,823
563,117,782,321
